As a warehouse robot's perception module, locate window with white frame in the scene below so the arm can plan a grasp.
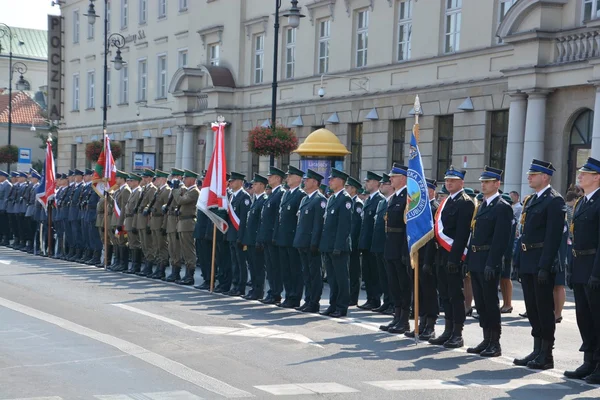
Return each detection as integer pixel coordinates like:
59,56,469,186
120,65,129,104
138,59,147,101
121,0,128,29
497,0,517,43
106,69,111,106
178,49,188,68
209,44,220,66
356,9,368,68
107,0,111,32
254,34,264,84
179,0,187,11
397,0,412,61
139,0,147,24
87,16,95,39
72,73,80,111
444,0,461,53
285,27,296,79
73,10,80,43
583,0,600,20
157,54,167,98
318,18,330,74
159,0,167,18
87,70,95,109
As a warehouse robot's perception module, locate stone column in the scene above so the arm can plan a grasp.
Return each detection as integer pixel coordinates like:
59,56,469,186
181,126,195,171
204,127,214,170
174,126,184,169
591,86,600,159
503,92,527,194
520,91,549,197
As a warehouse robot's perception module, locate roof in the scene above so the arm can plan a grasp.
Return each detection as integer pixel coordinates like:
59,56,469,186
0,89,45,126
0,27,47,61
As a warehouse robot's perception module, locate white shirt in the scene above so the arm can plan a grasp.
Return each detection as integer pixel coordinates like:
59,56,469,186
254,191,265,199
485,192,500,206
306,190,317,199
231,187,243,198
536,185,551,198
449,188,464,200
586,187,600,201
287,186,299,194
395,186,407,197
272,185,282,193
333,188,345,198
369,191,380,199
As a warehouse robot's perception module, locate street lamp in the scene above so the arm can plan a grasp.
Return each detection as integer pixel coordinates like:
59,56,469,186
84,0,126,134
270,0,305,166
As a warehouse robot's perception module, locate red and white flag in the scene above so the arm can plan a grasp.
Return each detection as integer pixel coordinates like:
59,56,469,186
35,135,56,210
92,134,117,196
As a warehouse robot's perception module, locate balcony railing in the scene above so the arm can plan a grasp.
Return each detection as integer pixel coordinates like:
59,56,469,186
555,28,600,63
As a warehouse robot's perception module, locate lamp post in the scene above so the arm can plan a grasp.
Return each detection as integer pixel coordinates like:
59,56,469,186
84,0,125,135
270,0,304,166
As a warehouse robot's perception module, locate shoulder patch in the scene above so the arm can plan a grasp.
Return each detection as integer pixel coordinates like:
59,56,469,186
356,207,363,213
321,201,326,209
345,201,352,209
244,199,250,206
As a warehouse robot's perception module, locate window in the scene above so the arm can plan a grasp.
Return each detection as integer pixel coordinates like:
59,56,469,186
285,27,296,79
318,19,330,74
136,139,144,152
138,59,147,101
350,123,363,178
87,70,95,109
118,141,126,169
179,0,187,11
209,44,220,66
444,0,461,53
568,109,593,186
157,54,167,98
73,10,80,44
178,49,188,68
355,10,369,68
159,0,167,18
156,138,164,170
489,110,509,170
397,0,412,61
121,0,128,29
87,17,95,39
497,0,517,43
72,73,80,111
436,116,454,181
106,69,111,106
254,34,264,84
139,0,147,24
120,65,129,104
71,144,77,169
279,153,290,173
107,0,111,32
584,0,600,21
390,119,405,165
250,152,259,177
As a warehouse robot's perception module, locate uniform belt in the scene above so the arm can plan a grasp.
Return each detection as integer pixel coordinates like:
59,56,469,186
572,248,597,257
126,213,134,217
521,242,544,251
471,245,490,253
179,215,195,220
151,213,164,217
386,227,405,233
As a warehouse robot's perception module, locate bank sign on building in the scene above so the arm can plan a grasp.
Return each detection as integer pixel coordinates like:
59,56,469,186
57,0,600,195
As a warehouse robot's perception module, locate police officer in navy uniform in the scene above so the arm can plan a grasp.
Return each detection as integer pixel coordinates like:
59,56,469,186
513,159,566,370
67,169,85,261
345,176,364,307
320,168,353,318
564,157,600,383
373,173,394,315
430,166,474,348
293,169,326,313
465,166,513,357
0,170,12,245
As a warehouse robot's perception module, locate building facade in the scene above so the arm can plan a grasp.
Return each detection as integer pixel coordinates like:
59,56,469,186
58,0,600,195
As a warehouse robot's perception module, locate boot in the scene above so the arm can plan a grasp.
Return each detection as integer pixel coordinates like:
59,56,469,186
585,363,600,384
176,266,195,285
480,329,502,357
467,328,491,354
74,248,83,262
166,266,181,282
151,263,167,280
429,319,452,345
88,250,101,267
79,249,91,263
443,323,464,348
125,249,140,274
97,246,111,268
115,247,129,272
137,260,154,277
379,307,401,332
514,337,542,366
527,339,554,370
388,309,410,334
419,317,437,340
565,352,595,379
405,316,425,338
109,245,120,269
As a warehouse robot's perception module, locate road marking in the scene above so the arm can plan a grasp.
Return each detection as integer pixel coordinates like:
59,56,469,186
112,304,321,348
463,379,569,389
254,383,358,395
366,379,570,391
0,398,63,400
0,259,12,265
367,380,465,391
0,296,253,399
95,391,204,400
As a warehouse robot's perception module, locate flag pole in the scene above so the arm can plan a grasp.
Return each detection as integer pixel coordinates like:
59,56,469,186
104,189,108,269
47,132,53,257
210,224,217,292
413,95,421,344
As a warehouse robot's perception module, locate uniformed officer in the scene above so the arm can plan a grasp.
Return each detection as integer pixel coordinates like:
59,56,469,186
293,169,326,313
358,171,384,310
0,170,12,245
345,176,364,308
124,173,143,274
109,170,131,272
258,167,286,304
6,171,19,247
75,169,92,262
24,170,41,253
59,171,75,258
53,174,68,258
137,169,157,276
513,159,566,370
373,173,394,317
276,166,306,308
194,173,211,289
565,157,600,383
464,166,512,357
15,171,30,250
84,169,102,265
430,166,474,348
174,169,200,285
148,170,171,280
319,168,353,318
165,168,185,282
65,169,84,260
95,190,108,267
31,170,45,255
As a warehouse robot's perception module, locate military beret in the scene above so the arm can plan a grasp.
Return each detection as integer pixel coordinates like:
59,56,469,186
286,165,304,177
304,169,324,183
183,169,198,178
142,168,155,177
171,168,184,177
345,176,362,190
229,171,246,181
267,166,286,178
154,169,169,178
251,173,268,185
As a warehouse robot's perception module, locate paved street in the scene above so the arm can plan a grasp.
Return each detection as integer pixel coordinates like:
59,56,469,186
0,247,599,400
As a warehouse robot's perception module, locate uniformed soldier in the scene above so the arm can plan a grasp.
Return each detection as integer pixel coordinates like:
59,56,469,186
148,170,171,280
174,169,200,285
53,174,68,258
358,171,384,310
258,167,286,304
565,157,600,383
95,190,108,267
109,170,131,272
15,171,30,250
242,174,268,299
429,166,475,348
513,159,566,370
345,176,364,308
276,166,306,308
293,169,326,313
31,170,45,255
59,171,75,258
224,171,251,295
65,169,83,260
194,173,212,289
6,171,19,247
165,168,184,282
123,173,143,274
0,170,12,245
319,168,353,318
137,169,157,276
84,169,102,265
24,170,41,253
372,174,394,316
464,166,512,357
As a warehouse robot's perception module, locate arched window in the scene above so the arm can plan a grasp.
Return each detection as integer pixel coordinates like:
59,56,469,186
568,109,593,187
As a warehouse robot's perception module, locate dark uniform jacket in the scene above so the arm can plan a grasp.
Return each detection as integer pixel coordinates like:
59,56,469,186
359,191,384,251
257,186,284,245
349,196,363,251
371,197,388,254
319,190,352,253
384,187,409,260
420,199,439,266
17,181,30,214
86,186,100,224
437,190,475,265
225,188,252,242
293,191,326,249
243,192,268,246
194,209,210,239
68,182,83,221
570,189,600,283
466,194,513,273
275,187,306,247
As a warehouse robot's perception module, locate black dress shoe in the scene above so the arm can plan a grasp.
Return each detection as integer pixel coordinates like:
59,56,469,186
303,304,320,313
564,356,595,379
388,322,410,334
320,307,335,316
262,297,280,305
213,287,227,293
379,319,400,332
329,310,347,318
348,301,358,307
295,303,309,311
358,301,379,311
372,303,389,313
443,335,464,348
584,364,600,384
176,278,195,286
194,282,211,290
278,301,296,309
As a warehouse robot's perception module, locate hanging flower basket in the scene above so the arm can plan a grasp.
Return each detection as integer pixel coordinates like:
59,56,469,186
85,140,123,162
247,124,299,157
0,145,19,165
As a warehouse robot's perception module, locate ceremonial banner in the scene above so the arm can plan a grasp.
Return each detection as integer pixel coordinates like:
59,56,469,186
36,136,56,210
92,135,117,196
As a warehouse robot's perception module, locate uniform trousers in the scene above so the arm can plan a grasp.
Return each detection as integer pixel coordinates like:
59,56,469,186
139,226,151,261
80,217,89,250
128,230,141,250
151,228,169,265
419,264,439,318
0,211,8,239
88,220,102,251
385,258,412,312
167,232,182,267
280,246,303,303
375,253,392,306
362,251,381,303
471,270,501,331
216,239,230,290
7,213,16,241
198,239,212,281
436,260,466,326
247,245,265,296
521,272,556,342
70,217,82,248
573,283,600,361
299,249,322,306
265,244,282,298
323,251,350,313
179,231,196,269
229,242,248,292
17,213,26,243
348,248,362,304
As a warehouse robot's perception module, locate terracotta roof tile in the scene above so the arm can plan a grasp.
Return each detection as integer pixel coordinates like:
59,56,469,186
0,90,45,126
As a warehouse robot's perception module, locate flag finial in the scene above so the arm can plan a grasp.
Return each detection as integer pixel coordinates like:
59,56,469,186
47,131,52,143
217,115,225,124
414,95,421,123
